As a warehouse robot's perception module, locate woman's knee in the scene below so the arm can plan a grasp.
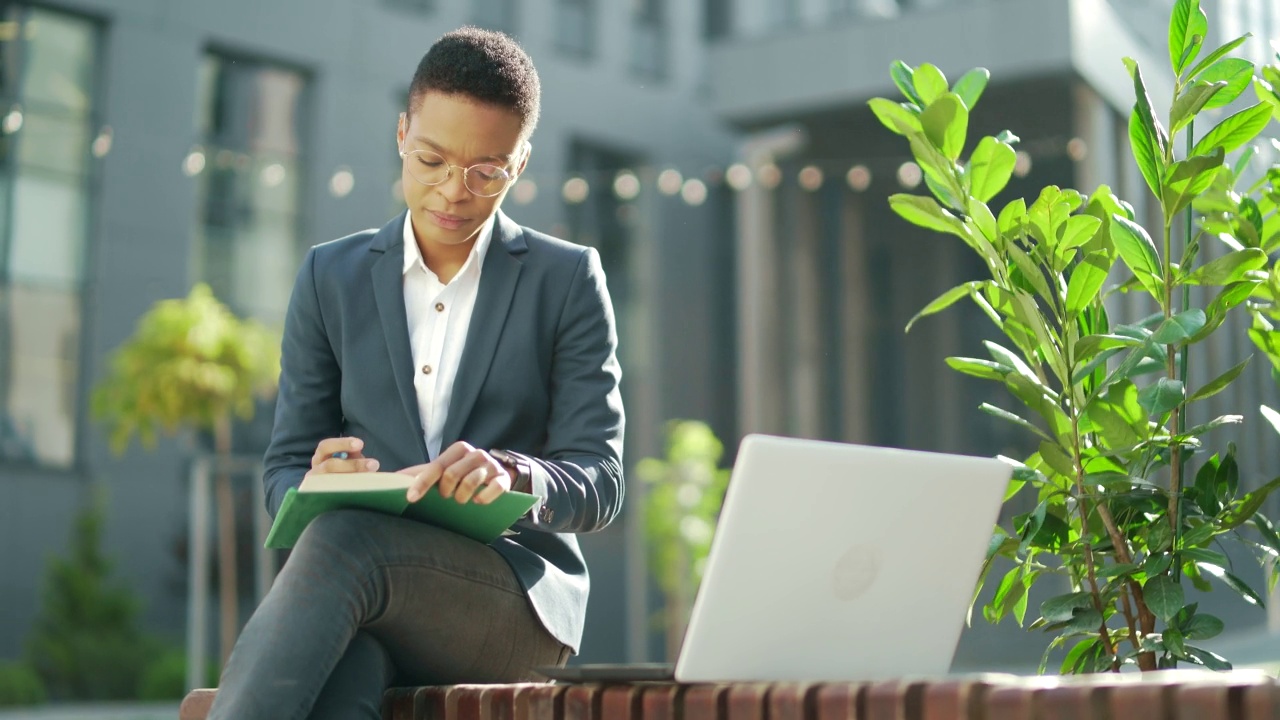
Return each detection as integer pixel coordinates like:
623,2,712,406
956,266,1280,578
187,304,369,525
298,509,381,548
289,510,388,573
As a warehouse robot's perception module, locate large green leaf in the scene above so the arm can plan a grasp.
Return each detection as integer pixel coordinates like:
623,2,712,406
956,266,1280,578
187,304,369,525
1065,251,1111,316
1007,377,1070,442
1060,215,1103,252
1169,0,1207,74
1186,34,1251,81
1184,414,1244,437
1164,627,1189,659
906,280,985,332
1040,592,1095,624
969,136,1017,203
890,60,923,105
1240,197,1264,242
1187,357,1252,404
947,358,1008,382
1219,475,1280,531
1196,563,1265,606
922,93,968,161
1189,281,1259,342
1086,401,1144,449
1183,613,1225,640
1171,80,1228,133
1186,646,1233,670
986,566,1026,624
1060,637,1101,674
981,403,1052,442
1197,58,1255,110
889,194,964,235
1192,103,1275,157
1181,248,1267,286
1182,548,1230,567
984,340,1037,381
1195,455,1224,515
1075,333,1141,362
1138,378,1185,416
998,197,1027,236
1006,245,1053,304
1037,440,1076,477
1126,57,1169,156
1129,109,1163,200
1262,404,1280,436
1259,78,1280,123
952,67,990,110
908,133,964,206
1152,309,1207,344
868,98,922,136
914,63,949,104
1111,215,1163,296
1162,148,1225,219
1143,575,1185,622
968,199,999,244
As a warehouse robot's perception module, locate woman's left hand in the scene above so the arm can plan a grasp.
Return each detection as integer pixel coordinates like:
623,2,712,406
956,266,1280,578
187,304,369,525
398,441,514,505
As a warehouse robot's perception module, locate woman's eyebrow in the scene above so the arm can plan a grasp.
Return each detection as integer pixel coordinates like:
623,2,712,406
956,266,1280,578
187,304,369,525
411,134,513,163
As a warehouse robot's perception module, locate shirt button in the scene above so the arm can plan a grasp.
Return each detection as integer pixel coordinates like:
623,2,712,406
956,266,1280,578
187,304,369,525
421,365,432,375
435,302,445,312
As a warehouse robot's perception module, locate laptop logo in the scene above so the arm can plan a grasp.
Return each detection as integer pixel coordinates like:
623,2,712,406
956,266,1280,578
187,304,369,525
832,544,881,601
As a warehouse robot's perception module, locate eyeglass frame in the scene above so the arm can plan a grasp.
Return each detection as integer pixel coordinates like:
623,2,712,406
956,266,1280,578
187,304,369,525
397,113,530,198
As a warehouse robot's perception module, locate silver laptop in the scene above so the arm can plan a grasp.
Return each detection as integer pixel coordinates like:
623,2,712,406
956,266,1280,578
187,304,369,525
539,434,1012,684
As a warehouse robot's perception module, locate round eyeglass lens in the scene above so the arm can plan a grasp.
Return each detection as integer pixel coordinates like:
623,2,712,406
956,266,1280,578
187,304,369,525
403,150,512,197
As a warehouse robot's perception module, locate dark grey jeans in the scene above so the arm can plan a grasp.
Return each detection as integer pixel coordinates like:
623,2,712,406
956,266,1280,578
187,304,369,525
207,509,569,720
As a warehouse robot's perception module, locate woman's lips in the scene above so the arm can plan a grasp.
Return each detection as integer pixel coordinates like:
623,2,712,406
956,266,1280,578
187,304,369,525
429,210,467,231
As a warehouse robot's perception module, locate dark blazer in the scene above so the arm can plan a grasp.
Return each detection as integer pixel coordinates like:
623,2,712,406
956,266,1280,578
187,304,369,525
262,209,626,653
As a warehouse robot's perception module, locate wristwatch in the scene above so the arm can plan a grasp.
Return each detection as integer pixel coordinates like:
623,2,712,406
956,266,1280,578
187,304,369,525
489,448,533,494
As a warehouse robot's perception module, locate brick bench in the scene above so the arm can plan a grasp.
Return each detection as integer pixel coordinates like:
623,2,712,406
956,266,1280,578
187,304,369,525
178,670,1280,719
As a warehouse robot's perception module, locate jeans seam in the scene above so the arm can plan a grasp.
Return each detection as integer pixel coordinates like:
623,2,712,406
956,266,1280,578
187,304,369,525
366,561,526,600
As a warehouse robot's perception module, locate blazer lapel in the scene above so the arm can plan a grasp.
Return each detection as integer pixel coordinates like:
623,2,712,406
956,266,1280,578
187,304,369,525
441,211,527,448
369,211,429,461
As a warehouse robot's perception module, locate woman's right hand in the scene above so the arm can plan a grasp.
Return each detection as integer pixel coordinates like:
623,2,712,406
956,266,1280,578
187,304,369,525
306,437,379,479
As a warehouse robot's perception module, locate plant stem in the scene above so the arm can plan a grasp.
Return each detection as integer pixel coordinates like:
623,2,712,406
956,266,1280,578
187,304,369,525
1093,497,1158,669
1069,436,1121,668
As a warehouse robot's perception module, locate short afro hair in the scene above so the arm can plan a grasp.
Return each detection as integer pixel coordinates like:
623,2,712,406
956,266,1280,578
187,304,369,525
408,27,541,139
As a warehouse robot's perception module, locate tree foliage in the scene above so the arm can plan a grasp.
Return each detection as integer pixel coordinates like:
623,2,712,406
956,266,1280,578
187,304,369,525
91,282,280,452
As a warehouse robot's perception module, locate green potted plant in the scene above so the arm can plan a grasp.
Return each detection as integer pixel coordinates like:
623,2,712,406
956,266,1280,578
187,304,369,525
637,420,730,660
91,283,279,669
871,0,1280,672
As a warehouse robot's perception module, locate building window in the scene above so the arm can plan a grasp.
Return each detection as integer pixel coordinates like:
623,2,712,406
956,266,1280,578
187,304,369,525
555,0,595,57
472,0,517,36
192,53,309,327
704,0,732,39
565,140,638,365
380,0,434,14
631,0,668,79
0,6,100,468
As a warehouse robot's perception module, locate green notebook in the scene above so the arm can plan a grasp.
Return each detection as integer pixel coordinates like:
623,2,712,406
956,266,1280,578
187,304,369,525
264,472,539,549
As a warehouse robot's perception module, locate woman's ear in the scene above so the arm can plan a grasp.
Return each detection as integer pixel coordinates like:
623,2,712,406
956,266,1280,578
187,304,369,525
515,141,532,176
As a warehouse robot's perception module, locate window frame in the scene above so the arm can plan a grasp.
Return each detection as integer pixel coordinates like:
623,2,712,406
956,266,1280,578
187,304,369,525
0,2,108,474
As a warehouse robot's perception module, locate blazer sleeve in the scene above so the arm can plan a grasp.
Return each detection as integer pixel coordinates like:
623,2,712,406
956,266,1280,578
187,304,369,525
515,247,625,534
262,248,344,517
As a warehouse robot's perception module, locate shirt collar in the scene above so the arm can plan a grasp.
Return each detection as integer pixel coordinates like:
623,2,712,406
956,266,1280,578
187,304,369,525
402,211,496,278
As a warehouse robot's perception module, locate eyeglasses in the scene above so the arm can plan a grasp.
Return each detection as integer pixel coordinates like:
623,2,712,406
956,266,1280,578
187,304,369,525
398,146,519,197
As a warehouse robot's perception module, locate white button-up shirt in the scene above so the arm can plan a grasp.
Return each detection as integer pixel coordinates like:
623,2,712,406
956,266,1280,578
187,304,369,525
402,212,494,458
